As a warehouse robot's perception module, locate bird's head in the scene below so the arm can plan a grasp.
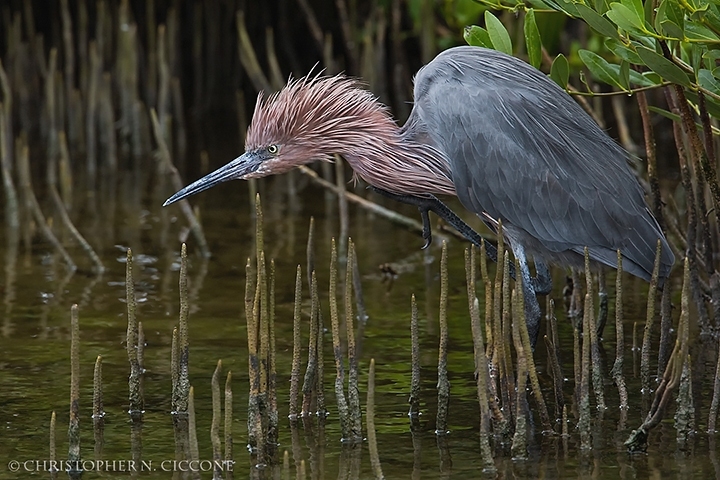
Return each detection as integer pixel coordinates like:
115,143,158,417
163,75,393,206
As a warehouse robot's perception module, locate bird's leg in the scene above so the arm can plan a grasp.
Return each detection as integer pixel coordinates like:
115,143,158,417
510,242,542,347
532,257,553,296
371,187,483,249
418,207,433,249
370,187,517,279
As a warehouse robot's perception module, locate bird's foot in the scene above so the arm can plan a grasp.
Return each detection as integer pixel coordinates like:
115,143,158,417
419,207,433,249
369,186,515,274
370,187,437,249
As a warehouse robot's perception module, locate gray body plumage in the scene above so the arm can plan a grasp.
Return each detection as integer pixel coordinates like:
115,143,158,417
163,45,674,344
403,46,673,282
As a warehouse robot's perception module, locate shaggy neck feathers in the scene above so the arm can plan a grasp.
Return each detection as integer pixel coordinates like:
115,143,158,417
246,75,456,197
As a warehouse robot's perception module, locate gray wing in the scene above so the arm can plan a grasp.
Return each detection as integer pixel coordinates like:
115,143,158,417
411,46,673,280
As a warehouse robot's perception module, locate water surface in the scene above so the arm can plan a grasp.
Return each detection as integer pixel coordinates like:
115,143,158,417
0,150,718,479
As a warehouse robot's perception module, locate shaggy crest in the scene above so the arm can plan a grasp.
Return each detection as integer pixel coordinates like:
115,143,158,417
247,75,393,153
245,75,456,196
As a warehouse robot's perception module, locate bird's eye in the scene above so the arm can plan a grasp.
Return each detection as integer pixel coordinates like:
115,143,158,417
267,144,279,155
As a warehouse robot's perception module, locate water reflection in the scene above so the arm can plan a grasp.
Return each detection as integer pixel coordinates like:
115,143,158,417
1,168,719,479
3,220,18,318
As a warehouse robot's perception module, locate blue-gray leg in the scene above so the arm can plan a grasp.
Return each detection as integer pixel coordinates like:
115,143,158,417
510,243,543,347
532,257,553,296
370,186,551,345
370,187,516,279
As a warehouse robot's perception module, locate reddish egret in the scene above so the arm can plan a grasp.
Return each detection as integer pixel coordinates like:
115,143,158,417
165,46,674,344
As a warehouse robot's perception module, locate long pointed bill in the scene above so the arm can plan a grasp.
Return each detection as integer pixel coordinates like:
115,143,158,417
163,152,262,206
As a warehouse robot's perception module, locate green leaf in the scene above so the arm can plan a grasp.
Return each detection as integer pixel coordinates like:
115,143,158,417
579,49,627,89
526,0,553,8
605,38,643,64
595,0,611,14
685,23,719,42
688,0,710,14
636,46,693,87
643,71,664,84
485,11,513,55
622,0,645,22
633,36,657,50
524,10,543,69
606,3,647,35
698,68,720,93
464,25,492,49
541,0,581,16
702,5,720,34
649,103,720,127
664,0,684,30
550,53,569,88
655,0,684,38
578,48,661,87
691,44,705,75
618,60,631,90
629,69,659,86
644,0,655,27
685,89,720,119
651,102,720,129
575,4,620,39
704,49,720,65
648,105,681,122
658,19,684,39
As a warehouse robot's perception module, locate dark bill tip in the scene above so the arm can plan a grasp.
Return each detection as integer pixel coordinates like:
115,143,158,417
163,152,260,206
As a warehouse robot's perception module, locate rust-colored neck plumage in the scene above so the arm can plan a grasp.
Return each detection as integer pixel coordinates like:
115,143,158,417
246,75,456,197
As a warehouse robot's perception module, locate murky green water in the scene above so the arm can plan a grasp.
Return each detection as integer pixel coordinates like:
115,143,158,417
1,149,719,478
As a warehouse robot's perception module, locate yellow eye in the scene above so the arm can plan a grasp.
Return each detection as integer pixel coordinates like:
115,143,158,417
267,144,279,155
